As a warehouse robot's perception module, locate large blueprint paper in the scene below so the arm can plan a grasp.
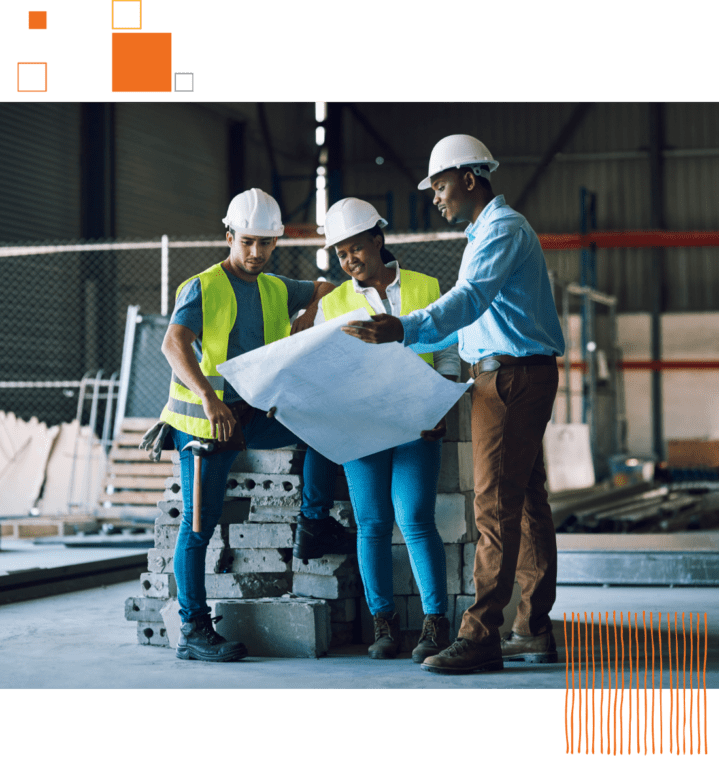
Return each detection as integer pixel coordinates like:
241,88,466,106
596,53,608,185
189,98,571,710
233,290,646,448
217,309,473,464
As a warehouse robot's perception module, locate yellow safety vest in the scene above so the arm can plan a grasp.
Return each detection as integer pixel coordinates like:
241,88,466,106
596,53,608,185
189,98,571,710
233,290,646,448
160,263,291,438
322,269,439,367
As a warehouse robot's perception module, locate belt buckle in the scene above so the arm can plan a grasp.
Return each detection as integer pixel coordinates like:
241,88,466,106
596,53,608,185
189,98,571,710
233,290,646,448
479,358,501,372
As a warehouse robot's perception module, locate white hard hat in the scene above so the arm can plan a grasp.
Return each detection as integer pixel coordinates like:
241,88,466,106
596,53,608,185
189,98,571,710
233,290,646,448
418,134,499,190
323,197,388,248
222,188,284,237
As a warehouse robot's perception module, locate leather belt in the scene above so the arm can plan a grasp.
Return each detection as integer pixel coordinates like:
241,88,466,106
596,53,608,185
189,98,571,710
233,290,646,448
470,354,557,377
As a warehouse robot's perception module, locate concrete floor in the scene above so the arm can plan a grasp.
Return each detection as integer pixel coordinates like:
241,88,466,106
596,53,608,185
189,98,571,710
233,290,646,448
0,579,716,689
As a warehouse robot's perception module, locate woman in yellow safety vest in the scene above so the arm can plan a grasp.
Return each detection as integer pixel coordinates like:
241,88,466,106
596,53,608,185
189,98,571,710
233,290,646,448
316,198,461,664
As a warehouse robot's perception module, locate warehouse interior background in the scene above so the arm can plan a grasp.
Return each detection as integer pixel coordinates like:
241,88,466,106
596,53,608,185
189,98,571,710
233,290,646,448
0,102,717,742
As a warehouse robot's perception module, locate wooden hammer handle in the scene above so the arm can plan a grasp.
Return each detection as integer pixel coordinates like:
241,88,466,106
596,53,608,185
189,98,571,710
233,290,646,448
192,453,202,533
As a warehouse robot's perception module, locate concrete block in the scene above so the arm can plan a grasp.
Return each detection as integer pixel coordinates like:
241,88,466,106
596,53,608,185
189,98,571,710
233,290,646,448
160,599,182,649
292,572,363,600
437,441,474,492
329,500,355,528
463,541,475,593
156,499,183,525
247,503,300,523
392,492,477,545
407,594,456,632
228,523,294,549
224,472,303,501
140,573,176,598
327,597,357,623
214,597,330,658
227,549,291,574
330,621,355,647
444,390,472,442
205,573,290,599
137,621,169,647
444,543,462,595
392,545,419,595
291,553,358,576
154,523,226,550
147,547,226,574
228,448,305,475
124,596,168,622
453,582,521,637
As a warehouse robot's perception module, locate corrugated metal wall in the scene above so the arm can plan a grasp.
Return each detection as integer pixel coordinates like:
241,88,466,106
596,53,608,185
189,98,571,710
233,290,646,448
0,103,82,242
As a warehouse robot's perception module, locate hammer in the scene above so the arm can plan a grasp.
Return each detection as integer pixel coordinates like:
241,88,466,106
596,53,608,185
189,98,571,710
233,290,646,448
182,440,215,533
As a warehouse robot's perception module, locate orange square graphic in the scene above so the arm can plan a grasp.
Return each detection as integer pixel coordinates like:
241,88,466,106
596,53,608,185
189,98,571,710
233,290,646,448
112,33,171,92
29,11,47,29
17,61,47,93
110,0,142,32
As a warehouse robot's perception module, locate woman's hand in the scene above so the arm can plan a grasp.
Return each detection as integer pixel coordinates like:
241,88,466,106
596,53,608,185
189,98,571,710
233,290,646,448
420,416,447,441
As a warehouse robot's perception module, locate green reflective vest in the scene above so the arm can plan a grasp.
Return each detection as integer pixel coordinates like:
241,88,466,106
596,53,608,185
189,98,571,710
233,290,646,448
322,269,439,367
160,263,291,438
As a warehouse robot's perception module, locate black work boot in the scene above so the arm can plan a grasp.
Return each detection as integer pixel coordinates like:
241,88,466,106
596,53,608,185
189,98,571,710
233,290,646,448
293,513,356,560
411,614,451,663
176,614,248,662
368,612,401,659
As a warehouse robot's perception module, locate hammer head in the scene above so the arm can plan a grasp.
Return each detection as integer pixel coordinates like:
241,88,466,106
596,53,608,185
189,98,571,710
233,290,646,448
183,440,215,455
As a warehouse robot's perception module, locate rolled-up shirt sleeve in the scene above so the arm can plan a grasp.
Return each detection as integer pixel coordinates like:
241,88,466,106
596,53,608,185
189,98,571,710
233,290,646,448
400,225,527,347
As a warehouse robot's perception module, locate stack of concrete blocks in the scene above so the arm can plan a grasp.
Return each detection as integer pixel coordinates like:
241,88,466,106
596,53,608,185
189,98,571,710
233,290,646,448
125,444,359,657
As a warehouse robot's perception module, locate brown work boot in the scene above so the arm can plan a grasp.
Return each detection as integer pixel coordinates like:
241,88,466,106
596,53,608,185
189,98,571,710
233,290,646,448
421,637,504,675
368,612,401,659
501,628,558,663
411,614,451,664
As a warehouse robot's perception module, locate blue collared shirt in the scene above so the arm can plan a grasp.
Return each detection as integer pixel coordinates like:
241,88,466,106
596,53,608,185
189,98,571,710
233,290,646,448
400,195,565,363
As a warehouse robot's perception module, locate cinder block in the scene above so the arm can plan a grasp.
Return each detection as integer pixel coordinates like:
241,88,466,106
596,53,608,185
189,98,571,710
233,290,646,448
154,523,226,550
453,583,521,637
156,499,183,524
437,442,474,492
160,598,182,648
444,543,462,595
140,572,176,598
392,492,477,545
407,594,456,632
227,548,291,574
229,448,306,475
247,502,300,523
224,472,303,500
392,545,419,595
444,390,472,442
214,597,330,658
137,621,169,647
328,597,357,623
205,573,290,599
329,500,355,528
293,572,363,600
147,547,226,574
463,542,476,593
291,552,357,576
125,596,169,622
218,499,252,524
228,523,294,549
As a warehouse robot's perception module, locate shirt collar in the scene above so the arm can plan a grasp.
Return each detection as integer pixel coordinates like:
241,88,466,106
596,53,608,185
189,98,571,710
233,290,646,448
353,260,400,293
464,194,505,242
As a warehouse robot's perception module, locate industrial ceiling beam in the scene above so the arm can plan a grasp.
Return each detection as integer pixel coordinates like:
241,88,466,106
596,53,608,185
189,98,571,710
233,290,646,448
513,103,594,212
256,103,286,218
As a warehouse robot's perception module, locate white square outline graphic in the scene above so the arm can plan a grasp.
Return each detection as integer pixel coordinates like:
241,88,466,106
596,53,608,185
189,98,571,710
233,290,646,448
112,0,142,30
174,73,194,92
18,62,47,92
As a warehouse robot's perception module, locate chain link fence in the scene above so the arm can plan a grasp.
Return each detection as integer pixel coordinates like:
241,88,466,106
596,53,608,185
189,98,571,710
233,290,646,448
1,232,611,434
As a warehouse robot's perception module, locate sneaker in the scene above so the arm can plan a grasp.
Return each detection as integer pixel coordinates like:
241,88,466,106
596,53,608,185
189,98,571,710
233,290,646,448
421,637,504,675
411,614,451,664
368,612,401,659
501,629,558,663
175,614,248,662
293,513,357,560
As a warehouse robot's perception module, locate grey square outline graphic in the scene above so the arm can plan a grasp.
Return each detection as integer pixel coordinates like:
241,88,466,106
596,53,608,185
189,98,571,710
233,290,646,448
173,72,195,93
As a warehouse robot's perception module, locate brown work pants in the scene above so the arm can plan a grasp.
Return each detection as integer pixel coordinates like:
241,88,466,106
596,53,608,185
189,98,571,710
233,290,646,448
458,362,559,645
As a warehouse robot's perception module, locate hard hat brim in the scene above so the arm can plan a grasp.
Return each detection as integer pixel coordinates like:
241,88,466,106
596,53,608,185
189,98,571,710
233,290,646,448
223,217,284,237
324,217,388,249
417,160,500,191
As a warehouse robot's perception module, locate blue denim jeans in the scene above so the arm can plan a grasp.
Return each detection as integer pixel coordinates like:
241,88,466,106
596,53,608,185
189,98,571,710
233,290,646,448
171,410,337,621
343,437,447,617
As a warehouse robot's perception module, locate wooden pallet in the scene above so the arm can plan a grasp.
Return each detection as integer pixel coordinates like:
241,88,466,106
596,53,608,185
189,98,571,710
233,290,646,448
99,418,173,519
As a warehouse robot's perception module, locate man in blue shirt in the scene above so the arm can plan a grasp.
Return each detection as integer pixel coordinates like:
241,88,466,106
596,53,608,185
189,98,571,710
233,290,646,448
343,135,565,675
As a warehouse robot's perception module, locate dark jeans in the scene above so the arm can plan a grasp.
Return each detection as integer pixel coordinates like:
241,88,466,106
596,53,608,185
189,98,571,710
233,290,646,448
458,363,559,644
171,410,337,621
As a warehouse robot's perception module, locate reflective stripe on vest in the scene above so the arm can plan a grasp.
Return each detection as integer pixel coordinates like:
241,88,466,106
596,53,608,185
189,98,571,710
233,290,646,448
160,264,291,438
322,269,439,367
